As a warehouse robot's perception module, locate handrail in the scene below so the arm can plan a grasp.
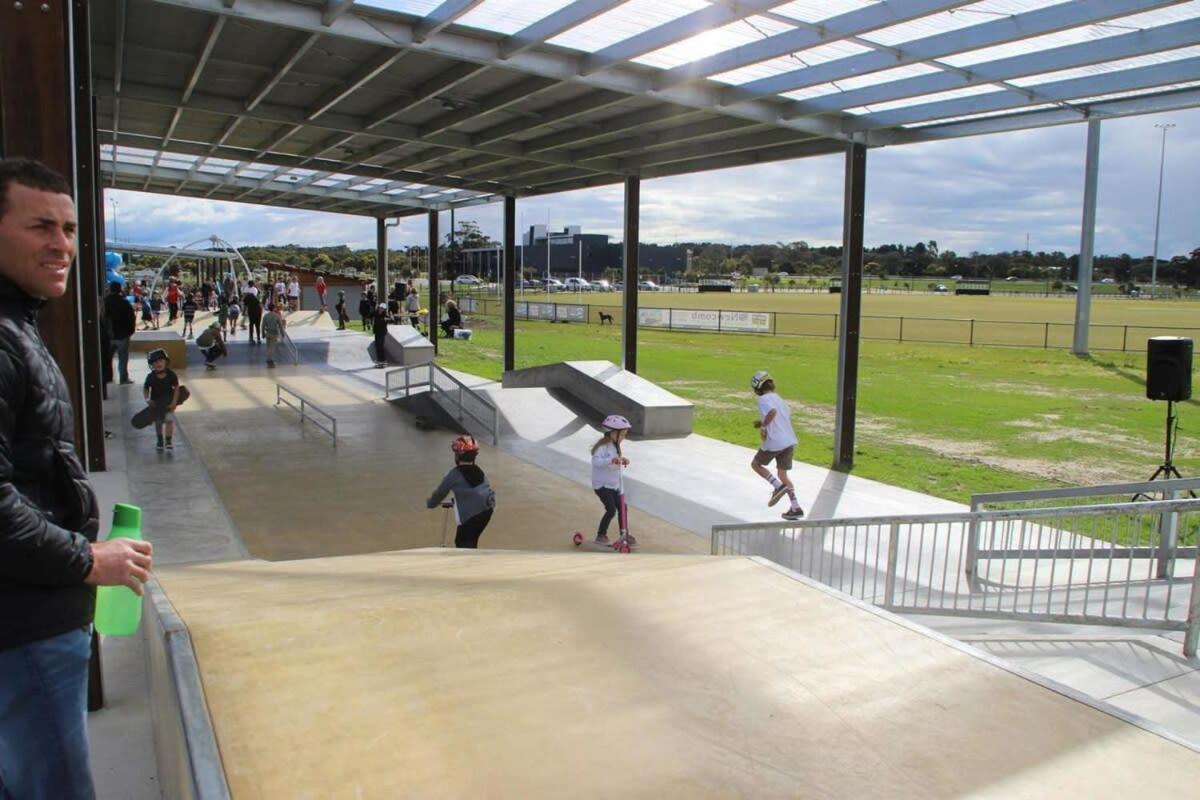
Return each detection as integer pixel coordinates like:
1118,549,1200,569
971,477,1200,510
275,382,337,446
711,499,1200,656
280,331,300,365
384,362,500,445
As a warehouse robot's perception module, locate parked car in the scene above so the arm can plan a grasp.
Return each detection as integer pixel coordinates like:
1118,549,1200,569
934,284,948,293
543,278,565,291
592,279,613,292
1005,276,1020,281
519,278,540,289
637,280,658,291
454,274,484,286
564,277,592,291
1100,278,1115,284
1066,284,1078,293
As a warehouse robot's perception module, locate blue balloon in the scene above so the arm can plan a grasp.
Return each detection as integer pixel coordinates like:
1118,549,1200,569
104,251,123,271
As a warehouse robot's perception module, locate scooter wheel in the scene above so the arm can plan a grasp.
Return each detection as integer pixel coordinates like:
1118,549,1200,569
572,532,584,546
615,541,631,554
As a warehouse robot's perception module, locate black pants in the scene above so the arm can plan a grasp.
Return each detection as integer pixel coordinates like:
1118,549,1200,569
594,487,620,537
374,332,387,363
248,313,262,341
456,508,493,549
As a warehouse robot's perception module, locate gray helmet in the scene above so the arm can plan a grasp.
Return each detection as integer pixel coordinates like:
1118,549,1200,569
750,370,771,390
147,348,169,365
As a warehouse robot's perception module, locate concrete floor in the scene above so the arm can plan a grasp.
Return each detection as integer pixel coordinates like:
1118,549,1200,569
157,551,1200,799
87,317,1200,797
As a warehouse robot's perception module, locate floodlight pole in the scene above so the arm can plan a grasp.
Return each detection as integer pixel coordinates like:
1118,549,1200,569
1073,119,1100,356
429,209,440,355
375,217,388,307
1150,123,1174,299
622,176,640,374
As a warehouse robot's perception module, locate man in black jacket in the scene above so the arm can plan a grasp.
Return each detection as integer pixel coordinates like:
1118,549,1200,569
103,279,135,384
0,158,154,799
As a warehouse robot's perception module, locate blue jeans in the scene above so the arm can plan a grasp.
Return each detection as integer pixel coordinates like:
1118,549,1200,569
0,627,95,799
112,337,130,382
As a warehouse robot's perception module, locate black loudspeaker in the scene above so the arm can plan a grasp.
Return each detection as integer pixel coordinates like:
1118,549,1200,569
1147,337,1193,402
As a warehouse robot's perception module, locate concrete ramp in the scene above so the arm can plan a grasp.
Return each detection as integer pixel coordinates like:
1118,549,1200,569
152,551,1199,798
503,360,693,437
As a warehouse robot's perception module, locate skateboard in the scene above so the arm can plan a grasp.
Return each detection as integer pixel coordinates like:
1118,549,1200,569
130,385,191,429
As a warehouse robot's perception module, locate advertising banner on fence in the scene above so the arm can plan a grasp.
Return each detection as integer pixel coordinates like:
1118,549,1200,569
517,302,586,322
638,307,770,333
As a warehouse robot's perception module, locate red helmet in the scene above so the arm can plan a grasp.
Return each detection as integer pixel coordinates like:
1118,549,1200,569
451,435,479,455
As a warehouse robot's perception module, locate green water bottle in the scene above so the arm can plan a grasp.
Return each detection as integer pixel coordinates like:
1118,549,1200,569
94,503,146,636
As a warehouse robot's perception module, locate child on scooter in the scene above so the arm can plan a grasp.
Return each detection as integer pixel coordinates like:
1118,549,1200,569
590,414,636,546
426,436,496,548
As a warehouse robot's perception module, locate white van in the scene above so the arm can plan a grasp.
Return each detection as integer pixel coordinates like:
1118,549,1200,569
563,277,592,291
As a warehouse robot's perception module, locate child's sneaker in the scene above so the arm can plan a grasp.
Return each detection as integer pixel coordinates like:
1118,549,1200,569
205,363,216,371
622,534,637,547
594,534,611,546
768,484,789,507
165,439,174,451
155,439,164,452
781,507,805,521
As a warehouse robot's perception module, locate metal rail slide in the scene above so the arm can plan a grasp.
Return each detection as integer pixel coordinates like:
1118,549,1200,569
384,363,500,445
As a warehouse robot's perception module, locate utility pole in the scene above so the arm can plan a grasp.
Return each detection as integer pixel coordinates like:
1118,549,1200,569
1150,122,1175,299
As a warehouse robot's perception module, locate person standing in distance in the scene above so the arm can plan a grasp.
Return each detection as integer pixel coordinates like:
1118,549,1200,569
0,158,154,799
103,279,135,384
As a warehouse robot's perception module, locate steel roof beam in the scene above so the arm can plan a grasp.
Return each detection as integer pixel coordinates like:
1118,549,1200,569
580,0,791,75
469,89,628,146
102,129,517,195
160,16,226,147
306,49,406,120
787,18,1200,116
100,80,625,176
322,1,355,27
740,0,1184,100
851,57,1200,130
245,32,321,112
418,76,559,137
498,0,624,60
364,62,485,129
148,0,844,139
617,128,817,170
111,0,128,186
174,117,243,194
414,0,488,43
519,107,699,155
895,85,1200,142
651,0,970,91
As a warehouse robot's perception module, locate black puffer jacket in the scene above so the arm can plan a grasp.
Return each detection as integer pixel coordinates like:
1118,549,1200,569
0,276,99,650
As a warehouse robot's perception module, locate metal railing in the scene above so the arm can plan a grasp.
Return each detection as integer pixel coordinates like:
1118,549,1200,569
384,362,500,445
969,477,1200,580
712,499,1200,656
275,382,337,446
280,331,300,365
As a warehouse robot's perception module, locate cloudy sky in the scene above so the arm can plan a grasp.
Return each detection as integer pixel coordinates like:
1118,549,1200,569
104,107,1198,260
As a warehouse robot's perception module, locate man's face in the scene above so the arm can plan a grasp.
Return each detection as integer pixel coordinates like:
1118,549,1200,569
0,183,77,299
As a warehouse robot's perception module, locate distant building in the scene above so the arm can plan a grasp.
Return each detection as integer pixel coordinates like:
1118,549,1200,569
461,225,689,280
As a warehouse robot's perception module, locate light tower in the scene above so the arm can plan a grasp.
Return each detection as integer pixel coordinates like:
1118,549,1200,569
1150,122,1175,299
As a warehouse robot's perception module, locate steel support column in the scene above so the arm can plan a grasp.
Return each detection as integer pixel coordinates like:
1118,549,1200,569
503,195,516,372
1072,119,1100,356
375,216,388,309
0,0,93,460
622,176,639,373
833,142,866,471
429,209,440,355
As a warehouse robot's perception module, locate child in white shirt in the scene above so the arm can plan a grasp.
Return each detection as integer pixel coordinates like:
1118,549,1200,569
750,370,804,520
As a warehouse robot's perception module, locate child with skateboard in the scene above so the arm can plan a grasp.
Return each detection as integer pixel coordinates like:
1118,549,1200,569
426,436,496,549
195,321,226,371
588,414,636,547
142,349,180,451
749,370,804,520
335,290,348,330
181,291,198,338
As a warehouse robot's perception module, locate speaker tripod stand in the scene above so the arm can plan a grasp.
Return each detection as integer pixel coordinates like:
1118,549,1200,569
1132,400,1196,501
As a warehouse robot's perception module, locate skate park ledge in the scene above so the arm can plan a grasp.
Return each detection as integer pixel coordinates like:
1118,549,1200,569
130,330,188,368
502,361,693,437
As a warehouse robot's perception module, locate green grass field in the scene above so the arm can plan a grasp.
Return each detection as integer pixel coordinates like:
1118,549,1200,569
422,311,1199,505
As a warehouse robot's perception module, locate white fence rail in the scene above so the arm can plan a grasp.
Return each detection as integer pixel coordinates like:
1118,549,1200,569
384,363,500,445
712,499,1200,656
275,383,337,446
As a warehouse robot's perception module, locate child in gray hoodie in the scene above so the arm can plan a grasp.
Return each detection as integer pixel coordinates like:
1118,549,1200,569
427,435,496,548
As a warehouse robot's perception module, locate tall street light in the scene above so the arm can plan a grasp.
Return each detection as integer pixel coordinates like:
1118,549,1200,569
109,196,119,242
1150,122,1175,299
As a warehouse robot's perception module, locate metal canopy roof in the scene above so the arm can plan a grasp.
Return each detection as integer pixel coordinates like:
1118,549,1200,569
94,0,1200,218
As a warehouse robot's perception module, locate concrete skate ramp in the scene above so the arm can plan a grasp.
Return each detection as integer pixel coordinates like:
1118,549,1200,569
502,360,693,437
155,551,1199,799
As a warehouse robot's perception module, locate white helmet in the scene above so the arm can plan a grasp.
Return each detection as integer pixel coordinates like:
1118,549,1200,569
602,414,631,432
750,370,772,390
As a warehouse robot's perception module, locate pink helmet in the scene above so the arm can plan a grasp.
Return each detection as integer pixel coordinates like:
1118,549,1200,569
602,414,631,432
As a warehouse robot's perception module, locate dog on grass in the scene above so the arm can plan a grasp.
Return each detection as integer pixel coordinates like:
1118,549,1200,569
598,311,614,325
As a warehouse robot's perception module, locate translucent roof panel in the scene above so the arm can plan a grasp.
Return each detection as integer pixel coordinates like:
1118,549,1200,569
631,12,797,71
861,0,1072,48
456,0,578,37
710,39,873,86
906,102,1061,127
356,1,442,14
771,0,885,25
550,0,707,55
1008,44,1200,86
238,170,270,180
843,83,1002,115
